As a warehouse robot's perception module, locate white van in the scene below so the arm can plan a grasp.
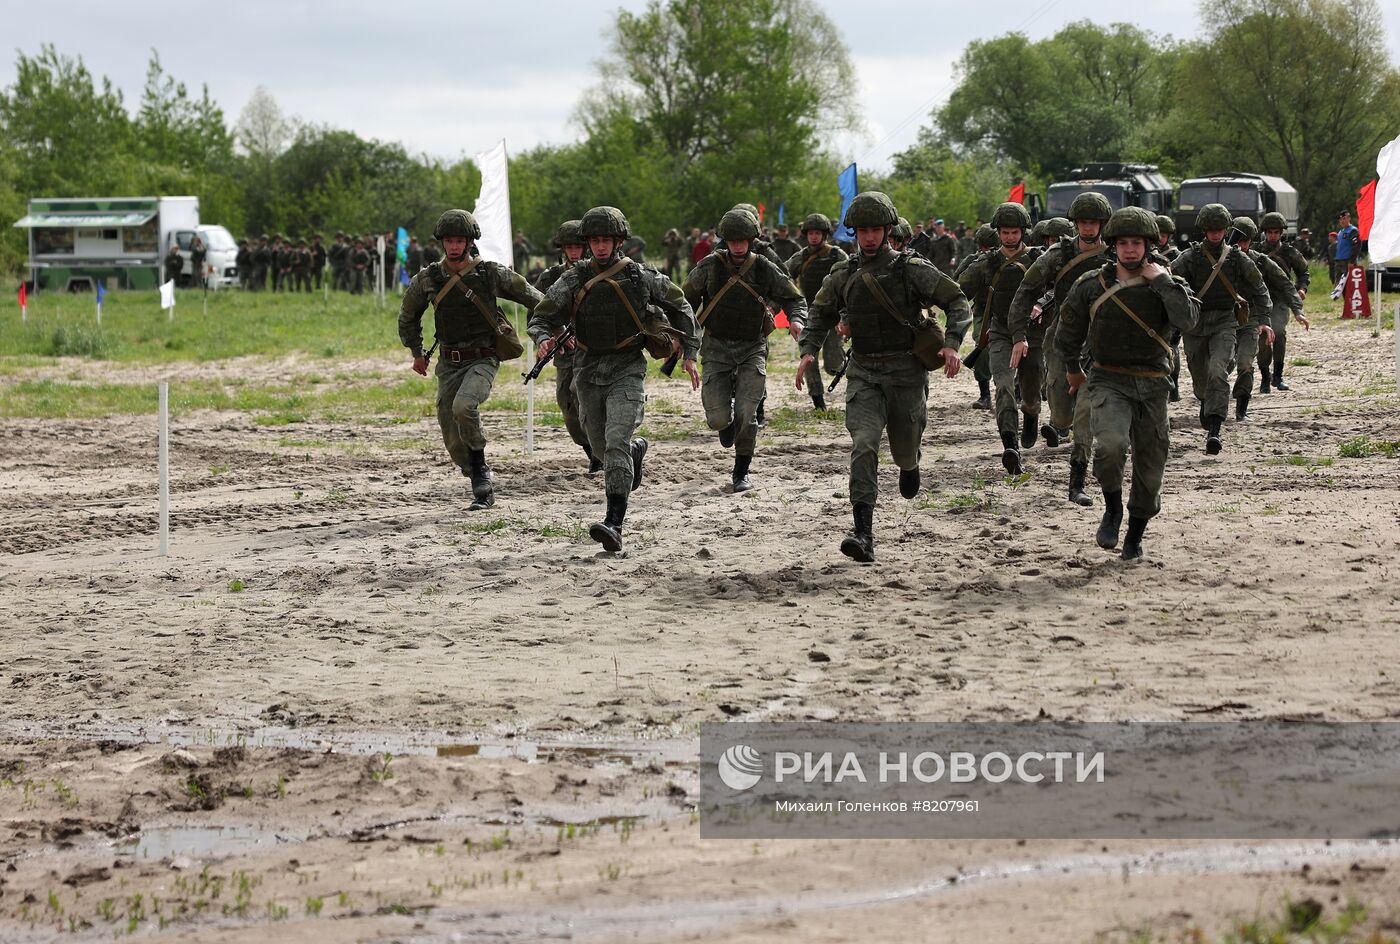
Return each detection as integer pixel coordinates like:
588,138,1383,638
171,224,240,289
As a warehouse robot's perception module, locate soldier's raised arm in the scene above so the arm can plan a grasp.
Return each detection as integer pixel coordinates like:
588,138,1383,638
492,266,544,311
527,275,574,344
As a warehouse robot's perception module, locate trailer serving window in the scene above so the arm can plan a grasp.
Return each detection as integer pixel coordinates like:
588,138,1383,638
123,218,158,254
34,228,74,255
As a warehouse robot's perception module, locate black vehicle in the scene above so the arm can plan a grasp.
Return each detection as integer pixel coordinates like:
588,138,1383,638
1173,172,1299,245
1046,162,1174,219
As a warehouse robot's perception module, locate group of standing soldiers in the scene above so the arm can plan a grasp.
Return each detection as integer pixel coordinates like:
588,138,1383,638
398,189,1313,564
236,231,445,293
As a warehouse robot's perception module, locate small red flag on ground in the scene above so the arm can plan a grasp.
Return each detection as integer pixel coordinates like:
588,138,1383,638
17,283,25,309
1358,179,1378,240
1009,183,1026,204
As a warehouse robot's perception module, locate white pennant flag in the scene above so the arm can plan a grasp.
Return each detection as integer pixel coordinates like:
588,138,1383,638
472,139,513,267
1369,134,1400,264
159,279,176,310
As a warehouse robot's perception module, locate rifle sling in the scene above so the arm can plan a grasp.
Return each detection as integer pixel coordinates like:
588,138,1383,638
1053,245,1105,288
1199,244,1243,304
571,256,678,351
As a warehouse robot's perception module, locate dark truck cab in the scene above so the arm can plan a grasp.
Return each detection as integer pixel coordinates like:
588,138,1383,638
1173,172,1299,246
1046,162,1174,219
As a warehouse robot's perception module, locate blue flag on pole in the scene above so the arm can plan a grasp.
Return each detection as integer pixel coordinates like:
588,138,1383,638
396,227,409,265
836,163,859,235
778,202,785,226
95,281,106,307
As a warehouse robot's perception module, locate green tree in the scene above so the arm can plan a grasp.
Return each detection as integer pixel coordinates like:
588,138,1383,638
1155,0,1400,234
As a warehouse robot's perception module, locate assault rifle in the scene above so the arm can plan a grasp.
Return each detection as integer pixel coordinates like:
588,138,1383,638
522,324,575,383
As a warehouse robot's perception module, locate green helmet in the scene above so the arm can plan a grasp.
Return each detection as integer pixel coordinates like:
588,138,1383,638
799,213,833,235
975,224,997,249
891,217,913,243
434,209,481,240
1030,220,1047,242
1260,211,1287,232
1230,215,1258,242
1068,192,1113,222
843,191,899,229
1155,214,1176,235
991,201,1032,230
1196,203,1233,231
733,203,760,221
553,219,585,248
579,206,630,239
1104,207,1160,241
717,209,760,241
1043,217,1075,239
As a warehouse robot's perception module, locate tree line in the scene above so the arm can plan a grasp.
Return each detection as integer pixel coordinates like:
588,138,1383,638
1,0,1394,280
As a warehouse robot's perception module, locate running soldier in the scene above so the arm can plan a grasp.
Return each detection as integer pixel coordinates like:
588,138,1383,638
796,192,971,563
531,219,600,472
787,213,849,410
1255,211,1311,393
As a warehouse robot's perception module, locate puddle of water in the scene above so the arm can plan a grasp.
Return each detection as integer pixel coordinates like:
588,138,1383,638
115,825,297,861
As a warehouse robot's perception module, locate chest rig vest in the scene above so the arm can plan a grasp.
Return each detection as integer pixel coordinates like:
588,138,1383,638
697,253,770,341
842,249,921,356
426,259,500,348
571,257,653,352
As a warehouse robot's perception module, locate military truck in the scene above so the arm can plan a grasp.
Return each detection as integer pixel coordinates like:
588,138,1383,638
1046,162,1174,219
1172,173,1299,246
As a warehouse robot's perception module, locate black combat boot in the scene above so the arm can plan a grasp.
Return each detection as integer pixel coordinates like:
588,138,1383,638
630,437,649,490
1068,460,1093,507
718,422,736,448
972,377,992,410
811,392,827,411
899,467,920,499
1000,430,1023,475
1041,423,1064,448
589,493,627,553
1205,419,1223,456
1121,516,1148,561
1235,393,1250,421
839,503,875,562
466,449,494,510
1096,490,1124,549
1272,365,1289,391
732,454,754,493
584,444,603,474
1020,412,1038,448
1259,370,1271,394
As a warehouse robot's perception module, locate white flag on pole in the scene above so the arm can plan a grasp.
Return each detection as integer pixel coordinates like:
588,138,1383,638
473,139,513,267
159,279,176,310
1369,133,1400,263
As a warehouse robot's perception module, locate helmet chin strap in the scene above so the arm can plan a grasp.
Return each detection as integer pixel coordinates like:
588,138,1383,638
1121,257,1145,271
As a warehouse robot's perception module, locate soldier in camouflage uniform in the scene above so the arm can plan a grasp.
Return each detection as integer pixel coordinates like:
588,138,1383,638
889,217,913,253
684,209,807,492
1055,208,1199,560
796,192,971,562
1170,204,1272,454
1255,211,1311,393
251,235,271,291
958,224,1002,411
399,210,544,510
787,213,849,410
1007,193,1111,500
529,206,700,553
923,219,958,274
531,219,600,472
771,224,800,264
329,233,349,291
1229,216,1304,415
961,202,1042,475
1154,215,1180,263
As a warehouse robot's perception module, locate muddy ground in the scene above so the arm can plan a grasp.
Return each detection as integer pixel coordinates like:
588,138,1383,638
2,317,1400,941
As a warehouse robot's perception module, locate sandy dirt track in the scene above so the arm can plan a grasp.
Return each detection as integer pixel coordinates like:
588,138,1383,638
2,319,1399,941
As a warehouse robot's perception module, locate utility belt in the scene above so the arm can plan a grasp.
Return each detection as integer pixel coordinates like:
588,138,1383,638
853,349,919,365
441,345,497,365
1092,362,1168,379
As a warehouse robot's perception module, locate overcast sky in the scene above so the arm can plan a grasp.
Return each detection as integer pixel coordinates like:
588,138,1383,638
9,0,1400,174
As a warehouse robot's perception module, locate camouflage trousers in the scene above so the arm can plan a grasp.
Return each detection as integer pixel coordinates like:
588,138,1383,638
1182,309,1237,426
1256,302,1291,376
1043,318,1076,433
988,332,1043,437
970,308,992,383
701,336,767,457
1231,323,1261,399
435,356,500,470
577,372,647,496
801,328,846,394
1071,377,1094,466
554,356,589,451
844,357,928,507
1087,370,1171,520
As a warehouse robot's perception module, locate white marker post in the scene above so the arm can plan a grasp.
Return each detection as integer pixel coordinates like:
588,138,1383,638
1394,302,1399,389
525,333,535,457
159,382,170,557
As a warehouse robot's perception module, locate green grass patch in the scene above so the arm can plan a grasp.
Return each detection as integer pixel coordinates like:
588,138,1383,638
1338,435,1400,459
1271,453,1334,469
762,406,843,434
1287,356,1315,367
